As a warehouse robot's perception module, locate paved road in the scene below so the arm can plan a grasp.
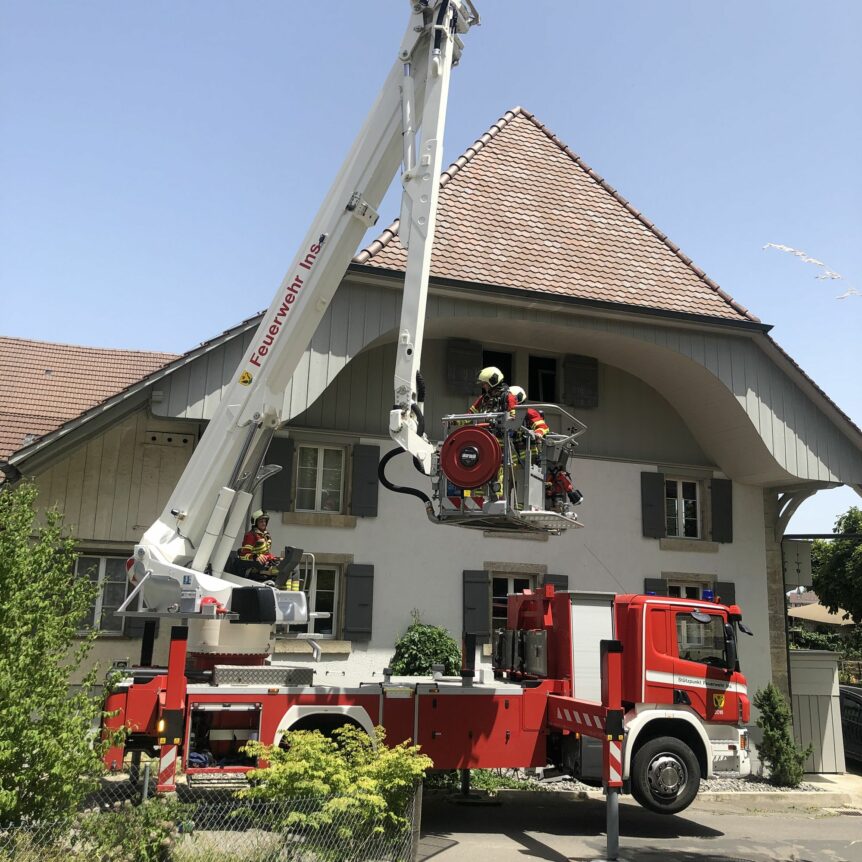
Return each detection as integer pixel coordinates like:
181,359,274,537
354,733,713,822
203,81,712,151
418,790,862,862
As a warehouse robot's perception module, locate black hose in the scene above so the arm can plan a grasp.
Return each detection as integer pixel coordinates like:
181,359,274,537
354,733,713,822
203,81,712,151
378,447,433,506
411,402,426,437
416,368,426,402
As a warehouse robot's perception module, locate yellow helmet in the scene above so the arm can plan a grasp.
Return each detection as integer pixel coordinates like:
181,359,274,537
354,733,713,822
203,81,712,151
477,366,504,388
509,385,526,404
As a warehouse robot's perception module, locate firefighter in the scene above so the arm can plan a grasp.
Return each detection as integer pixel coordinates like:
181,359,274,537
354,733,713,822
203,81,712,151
238,510,283,584
468,366,517,418
508,385,549,466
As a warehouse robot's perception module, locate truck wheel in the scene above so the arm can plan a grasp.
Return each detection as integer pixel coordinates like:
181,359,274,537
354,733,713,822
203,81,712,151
630,736,700,815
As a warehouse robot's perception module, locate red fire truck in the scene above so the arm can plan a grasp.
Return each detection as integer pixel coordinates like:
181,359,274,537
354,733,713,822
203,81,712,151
104,585,751,814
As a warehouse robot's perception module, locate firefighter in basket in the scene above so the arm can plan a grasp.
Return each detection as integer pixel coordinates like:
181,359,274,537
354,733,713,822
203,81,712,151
508,385,549,466
465,366,517,499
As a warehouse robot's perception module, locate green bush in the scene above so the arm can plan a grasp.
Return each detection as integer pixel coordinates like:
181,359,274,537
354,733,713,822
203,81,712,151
752,683,812,787
390,610,461,676
78,797,191,862
240,725,431,847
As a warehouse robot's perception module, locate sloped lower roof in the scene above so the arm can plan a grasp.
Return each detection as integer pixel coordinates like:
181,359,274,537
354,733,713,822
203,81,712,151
0,336,176,459
356,107,757,323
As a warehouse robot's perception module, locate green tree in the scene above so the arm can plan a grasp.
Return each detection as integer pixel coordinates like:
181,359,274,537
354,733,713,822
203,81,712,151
811,506,862,624
390,610,462,676
752,683,812,787
0,482,105,825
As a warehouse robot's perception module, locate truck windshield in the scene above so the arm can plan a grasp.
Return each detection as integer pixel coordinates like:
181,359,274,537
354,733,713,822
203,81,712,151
675,611,726,666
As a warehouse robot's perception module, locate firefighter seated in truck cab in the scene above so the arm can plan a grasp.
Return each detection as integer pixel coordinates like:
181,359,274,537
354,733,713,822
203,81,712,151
238,510,286,586
508,385,549,466
465,366,517,499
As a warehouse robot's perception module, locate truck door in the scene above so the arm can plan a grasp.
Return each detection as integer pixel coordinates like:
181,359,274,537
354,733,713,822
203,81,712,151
670,609,740,723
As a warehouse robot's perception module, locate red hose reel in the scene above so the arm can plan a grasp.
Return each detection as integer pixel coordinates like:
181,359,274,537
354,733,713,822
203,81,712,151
439,425,501,489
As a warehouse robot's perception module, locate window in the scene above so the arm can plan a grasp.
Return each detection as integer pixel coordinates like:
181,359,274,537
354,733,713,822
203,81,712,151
665,479,700,538
674,610,726,665
667,582,706,600
491,574,533,632
482,350,513,386
295,445,345,513
528,355,557,402
76,555,129,634
286,564,341,637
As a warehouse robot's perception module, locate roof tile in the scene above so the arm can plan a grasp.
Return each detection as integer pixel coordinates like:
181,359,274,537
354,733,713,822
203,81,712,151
355,107,757,323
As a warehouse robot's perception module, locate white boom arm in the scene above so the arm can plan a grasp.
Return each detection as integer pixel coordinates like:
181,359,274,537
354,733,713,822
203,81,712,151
129,0,478,650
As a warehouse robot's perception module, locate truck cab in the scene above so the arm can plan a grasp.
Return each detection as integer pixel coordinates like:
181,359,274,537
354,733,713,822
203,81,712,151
495,587,751,813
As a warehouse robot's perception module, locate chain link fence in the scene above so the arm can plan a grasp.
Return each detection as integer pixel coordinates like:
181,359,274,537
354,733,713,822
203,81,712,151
1,767,420,862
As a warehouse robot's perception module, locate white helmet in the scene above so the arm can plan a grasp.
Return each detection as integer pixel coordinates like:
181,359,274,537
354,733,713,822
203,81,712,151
477,366,504,388
509,385,526,404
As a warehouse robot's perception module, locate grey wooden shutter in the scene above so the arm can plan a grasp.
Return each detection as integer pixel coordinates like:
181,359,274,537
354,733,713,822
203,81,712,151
710,478,733,543
262,437,294,512
563,355,599,408
643,578,668,596
463,570,491,640
714,581,736,605
343,564,374,641
641,472,666,539
541,573,569,590
349,444,379,517
447,339,483,395
125,616,159,638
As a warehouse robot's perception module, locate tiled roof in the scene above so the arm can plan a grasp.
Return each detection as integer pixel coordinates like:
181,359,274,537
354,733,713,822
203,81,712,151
0,336,177,460
356,107,757,323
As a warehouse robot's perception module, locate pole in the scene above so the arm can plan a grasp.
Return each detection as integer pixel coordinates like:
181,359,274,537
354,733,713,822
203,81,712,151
606,787,619,861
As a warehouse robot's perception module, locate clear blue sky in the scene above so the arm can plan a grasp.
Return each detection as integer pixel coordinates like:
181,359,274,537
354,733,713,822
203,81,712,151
1,1,859,532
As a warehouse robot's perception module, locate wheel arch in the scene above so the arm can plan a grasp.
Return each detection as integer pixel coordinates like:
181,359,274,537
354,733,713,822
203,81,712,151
624,708,711,779
274,705,376,747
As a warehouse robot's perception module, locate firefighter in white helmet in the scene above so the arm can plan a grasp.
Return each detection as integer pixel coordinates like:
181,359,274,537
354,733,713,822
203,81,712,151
508,385,549,466
468,366,517,418
238,510,289,585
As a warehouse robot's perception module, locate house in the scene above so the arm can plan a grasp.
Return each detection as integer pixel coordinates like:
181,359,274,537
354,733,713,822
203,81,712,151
3,108,861,718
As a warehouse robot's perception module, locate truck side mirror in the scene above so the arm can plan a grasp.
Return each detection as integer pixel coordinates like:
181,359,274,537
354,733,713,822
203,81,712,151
723,623,737,672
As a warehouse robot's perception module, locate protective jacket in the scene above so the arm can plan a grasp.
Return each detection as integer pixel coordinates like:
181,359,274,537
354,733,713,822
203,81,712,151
240,527,275,561
468,386,517,418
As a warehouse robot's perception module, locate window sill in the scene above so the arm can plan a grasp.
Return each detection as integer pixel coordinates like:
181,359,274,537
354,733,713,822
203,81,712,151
273,639,352,656
282,512,357,529
659,537,719,554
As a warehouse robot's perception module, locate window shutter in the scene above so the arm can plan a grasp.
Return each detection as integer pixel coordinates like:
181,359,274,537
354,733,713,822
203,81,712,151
541,573,569,591
447,339,483,395
714,581,736,605
343,564,374,641
349,444,379,517
125,616,159,639
643,578,667,596
463,570,491,641
262,437,294,512
563,355,599,408
710,478,733,543
641,472,666,539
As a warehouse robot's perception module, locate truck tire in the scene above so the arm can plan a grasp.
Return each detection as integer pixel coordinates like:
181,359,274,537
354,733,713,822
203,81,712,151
630,735,700,814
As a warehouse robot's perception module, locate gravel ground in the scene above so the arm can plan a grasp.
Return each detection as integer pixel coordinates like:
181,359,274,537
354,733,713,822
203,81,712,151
496,770,827,794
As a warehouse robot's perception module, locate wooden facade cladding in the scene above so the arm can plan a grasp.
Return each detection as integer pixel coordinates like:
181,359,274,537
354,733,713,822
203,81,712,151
147,279,861,488
32,408,197,544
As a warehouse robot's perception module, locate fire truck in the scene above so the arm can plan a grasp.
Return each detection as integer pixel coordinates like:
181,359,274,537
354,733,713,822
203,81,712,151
103,0,753,815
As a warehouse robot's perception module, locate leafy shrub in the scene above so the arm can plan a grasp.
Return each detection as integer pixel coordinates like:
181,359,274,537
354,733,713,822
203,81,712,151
390,610,461,676
240,725,431,848
753,683,813,787
0,482,107,826
78,797,191,862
